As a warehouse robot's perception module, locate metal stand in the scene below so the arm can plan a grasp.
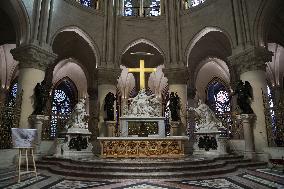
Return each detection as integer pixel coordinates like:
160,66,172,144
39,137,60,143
17,147,37,183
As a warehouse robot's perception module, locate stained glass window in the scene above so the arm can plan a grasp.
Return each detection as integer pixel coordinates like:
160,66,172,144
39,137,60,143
184,0,206,9
123,0,160,17
80,0,91,7
207,79,232,136
149,0,160,16
124,0,135,16
207,80,230,114
267,85,276,131
7,82,18,107
50,79,77,139
0,81,18,149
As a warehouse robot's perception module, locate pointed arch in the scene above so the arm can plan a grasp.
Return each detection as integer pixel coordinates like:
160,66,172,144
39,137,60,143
50,26,100,67
194,57,230,86
185,27,233,67
53,58,88,98
0,0,31,46
119,38,166,65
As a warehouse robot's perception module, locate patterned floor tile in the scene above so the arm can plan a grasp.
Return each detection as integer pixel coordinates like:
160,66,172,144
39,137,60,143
171,178,252,189
112,182,179,189
1,174,49,189
239,173,284,189
256,168,284,178
42,179,117,189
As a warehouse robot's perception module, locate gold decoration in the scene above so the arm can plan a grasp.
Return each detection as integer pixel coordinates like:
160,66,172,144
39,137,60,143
128,60,156,89
99,139,185,158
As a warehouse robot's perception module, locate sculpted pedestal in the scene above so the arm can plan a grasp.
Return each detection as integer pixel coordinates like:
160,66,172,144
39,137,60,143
105,121,116,137
237,114,256,159
29,115,49,159
170,121,180,136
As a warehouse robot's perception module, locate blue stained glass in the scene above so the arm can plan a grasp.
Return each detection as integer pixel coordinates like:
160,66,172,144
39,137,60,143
124,0,160,17
7,82,18,107
150,0,160,16
80,0,91,7
11,83,17,98
124,0,134,16
267,85,276,131
50,79,77,138
207,80,230,114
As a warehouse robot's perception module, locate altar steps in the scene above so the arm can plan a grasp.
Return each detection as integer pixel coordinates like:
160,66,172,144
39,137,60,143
36,156,267,179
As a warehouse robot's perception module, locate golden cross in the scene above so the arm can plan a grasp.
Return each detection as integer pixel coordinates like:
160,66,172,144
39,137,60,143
128,60,156,89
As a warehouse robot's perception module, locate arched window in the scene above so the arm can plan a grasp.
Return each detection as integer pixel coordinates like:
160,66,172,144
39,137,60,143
50,78,77,139
206,78,232,135
206,79,230,114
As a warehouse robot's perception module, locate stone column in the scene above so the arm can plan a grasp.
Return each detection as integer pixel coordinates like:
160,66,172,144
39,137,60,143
237,114,256,159
97,68,120,137
164,67,189,136
186,85,196,154
11,45,57,129
229,47,273,160
87,86,99,138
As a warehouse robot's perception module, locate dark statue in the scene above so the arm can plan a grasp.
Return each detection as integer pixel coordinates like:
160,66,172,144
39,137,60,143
104,92,116,121
169,92,181,121
198,135,218,151
32,80,48,115
231,80,254,114
69,135,88,151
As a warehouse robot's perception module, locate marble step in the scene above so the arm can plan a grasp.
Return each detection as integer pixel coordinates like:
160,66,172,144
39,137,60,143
40,155,244,167
37,161,266,179
37,160,230,172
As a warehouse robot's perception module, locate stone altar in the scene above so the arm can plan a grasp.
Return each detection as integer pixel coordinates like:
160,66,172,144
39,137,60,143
120,117,165,137
98,90,189,158
120,89,165,137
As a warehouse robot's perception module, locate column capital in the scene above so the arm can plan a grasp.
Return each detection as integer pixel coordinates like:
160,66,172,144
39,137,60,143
96,68,120,85
228,47,273,75
11,45,57,71
163,67,189,84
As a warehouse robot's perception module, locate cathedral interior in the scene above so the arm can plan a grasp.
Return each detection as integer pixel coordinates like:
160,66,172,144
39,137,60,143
0,0,284,188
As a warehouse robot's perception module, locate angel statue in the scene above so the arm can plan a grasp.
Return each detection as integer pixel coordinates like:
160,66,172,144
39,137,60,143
231,80,254,114
65,98,88,129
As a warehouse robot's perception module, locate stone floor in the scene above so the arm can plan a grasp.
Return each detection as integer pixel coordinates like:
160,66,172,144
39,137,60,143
0,167,283,189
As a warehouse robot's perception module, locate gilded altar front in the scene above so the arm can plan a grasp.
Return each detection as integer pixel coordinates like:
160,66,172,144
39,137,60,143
97,137,189,158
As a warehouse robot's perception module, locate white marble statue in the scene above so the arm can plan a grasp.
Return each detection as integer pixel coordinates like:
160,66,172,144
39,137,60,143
65,98,89,130
126,89,161,117
189,99,224,132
